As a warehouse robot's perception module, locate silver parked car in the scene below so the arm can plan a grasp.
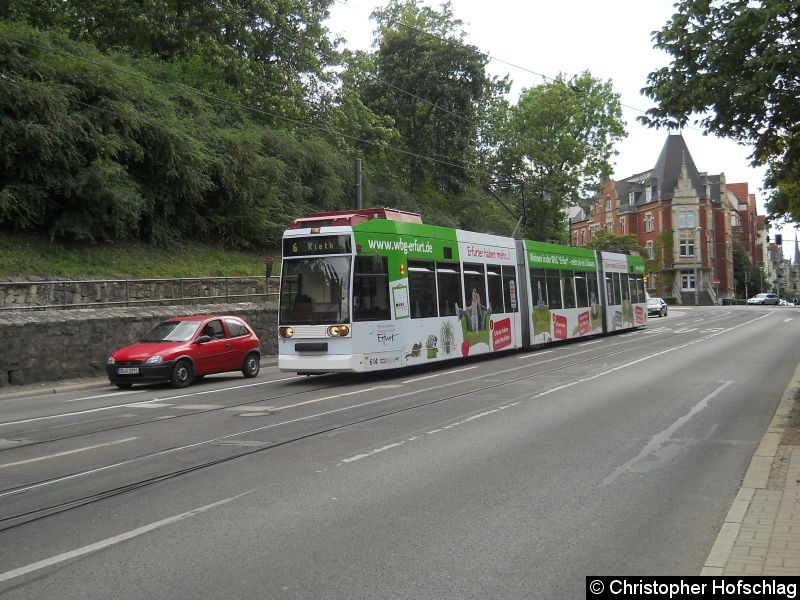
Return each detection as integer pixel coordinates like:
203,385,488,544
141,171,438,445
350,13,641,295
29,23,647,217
747,293,779,305
647,296,668,317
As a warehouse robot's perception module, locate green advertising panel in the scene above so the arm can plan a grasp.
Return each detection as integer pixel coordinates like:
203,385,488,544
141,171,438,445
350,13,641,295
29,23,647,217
353,221,460,282
627,255,646,274
524,240,596,271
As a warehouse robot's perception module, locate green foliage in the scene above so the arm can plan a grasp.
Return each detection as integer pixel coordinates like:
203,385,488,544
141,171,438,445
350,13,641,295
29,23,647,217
6,0,336,120
641,0,800,225
0,232,271,278
362,0,489,197
0,21,358,248
584,230,644,254
495,72,626,240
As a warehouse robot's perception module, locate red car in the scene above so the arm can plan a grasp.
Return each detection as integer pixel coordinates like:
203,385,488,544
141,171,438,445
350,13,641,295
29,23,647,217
106,315,261,389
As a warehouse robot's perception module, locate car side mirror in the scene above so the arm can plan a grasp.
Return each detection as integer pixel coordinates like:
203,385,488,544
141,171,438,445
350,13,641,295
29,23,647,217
195,335,212,344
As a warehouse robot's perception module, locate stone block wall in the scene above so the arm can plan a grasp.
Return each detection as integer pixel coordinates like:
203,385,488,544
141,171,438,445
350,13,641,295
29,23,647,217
0,303,277,387
0,277,279,310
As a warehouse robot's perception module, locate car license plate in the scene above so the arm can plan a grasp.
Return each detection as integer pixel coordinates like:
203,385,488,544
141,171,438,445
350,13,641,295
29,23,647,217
117,367,140,375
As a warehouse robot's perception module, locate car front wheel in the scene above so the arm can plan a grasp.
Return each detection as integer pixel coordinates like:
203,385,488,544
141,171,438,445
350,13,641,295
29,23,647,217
242,352,260,378
171,359,194,388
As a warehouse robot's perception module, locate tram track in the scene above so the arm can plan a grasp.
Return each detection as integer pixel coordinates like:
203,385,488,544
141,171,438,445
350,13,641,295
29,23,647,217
0,309,769,534
0,327,705,531
0,311,746,454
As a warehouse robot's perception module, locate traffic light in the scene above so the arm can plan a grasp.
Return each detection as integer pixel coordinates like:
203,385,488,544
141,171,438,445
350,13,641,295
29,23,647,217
643,274,649,286
775,234,783,245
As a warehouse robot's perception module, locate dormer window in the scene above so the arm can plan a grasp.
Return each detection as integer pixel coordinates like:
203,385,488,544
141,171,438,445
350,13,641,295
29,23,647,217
628,191,635,205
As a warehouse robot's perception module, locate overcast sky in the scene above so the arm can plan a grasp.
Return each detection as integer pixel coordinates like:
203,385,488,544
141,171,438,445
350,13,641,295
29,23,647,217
326,0,799,256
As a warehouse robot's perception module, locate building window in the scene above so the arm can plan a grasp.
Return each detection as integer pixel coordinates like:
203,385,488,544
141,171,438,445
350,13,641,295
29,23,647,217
679,237,695,257
645,186,652,202
644,212,654,233
681,273,696,290
677,210,696,229
620,218,626,234
646,241,654,260
628,191,635,205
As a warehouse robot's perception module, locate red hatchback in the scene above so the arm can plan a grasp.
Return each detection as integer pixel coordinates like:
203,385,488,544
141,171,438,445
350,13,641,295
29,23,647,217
106,315,261,389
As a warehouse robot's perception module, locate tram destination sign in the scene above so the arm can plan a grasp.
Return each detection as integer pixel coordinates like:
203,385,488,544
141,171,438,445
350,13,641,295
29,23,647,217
283,235,352,257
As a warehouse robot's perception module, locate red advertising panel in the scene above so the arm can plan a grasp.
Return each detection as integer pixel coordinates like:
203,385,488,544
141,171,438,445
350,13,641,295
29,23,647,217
553,314,567,340
491,317,512,350
635,305,644,325
578,311,591,336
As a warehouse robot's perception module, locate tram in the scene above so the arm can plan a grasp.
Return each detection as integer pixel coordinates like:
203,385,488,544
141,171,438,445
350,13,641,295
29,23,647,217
277,208,646,374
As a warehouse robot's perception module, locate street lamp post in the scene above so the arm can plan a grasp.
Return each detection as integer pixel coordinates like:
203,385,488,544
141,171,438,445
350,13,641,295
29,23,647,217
694,227,701,306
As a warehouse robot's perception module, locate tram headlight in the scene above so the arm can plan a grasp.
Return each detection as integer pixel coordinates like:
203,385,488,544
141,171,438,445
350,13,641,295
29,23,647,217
327,325,350,337
279,326,295,338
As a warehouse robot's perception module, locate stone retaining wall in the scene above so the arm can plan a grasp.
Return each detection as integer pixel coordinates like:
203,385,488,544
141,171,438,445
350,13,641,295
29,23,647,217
0,277,279,310
0,303,277,387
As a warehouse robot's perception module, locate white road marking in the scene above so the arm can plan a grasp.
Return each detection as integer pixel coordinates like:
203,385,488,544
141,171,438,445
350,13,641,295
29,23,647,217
271,387,380,411
402,366,477,384
63,390,143,403
784,318,794,323
517,350,554,360
0,397,173,428
0,377,302,428
576,340,602,346
342,442,406,463
602,381,735,486
127,403,172,409
0,491,253,584
0,437,138,470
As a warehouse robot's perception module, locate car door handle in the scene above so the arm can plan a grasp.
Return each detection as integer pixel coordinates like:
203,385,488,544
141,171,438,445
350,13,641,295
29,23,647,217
225,344,231,348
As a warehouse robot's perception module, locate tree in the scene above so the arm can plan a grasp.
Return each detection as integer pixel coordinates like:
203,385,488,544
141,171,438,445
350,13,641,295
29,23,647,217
360,0,490,202
5,0,338,122
584,230,644,254
495,72,625,242
641,0,800,225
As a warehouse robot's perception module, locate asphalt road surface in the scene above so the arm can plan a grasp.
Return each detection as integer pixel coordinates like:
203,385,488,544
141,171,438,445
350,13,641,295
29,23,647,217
0,306,798,599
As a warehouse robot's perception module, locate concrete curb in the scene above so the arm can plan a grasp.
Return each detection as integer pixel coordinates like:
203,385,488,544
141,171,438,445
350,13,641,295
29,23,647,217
700,361,800,575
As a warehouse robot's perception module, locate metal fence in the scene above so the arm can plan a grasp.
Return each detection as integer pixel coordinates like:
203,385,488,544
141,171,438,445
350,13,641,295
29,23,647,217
0,276,278,311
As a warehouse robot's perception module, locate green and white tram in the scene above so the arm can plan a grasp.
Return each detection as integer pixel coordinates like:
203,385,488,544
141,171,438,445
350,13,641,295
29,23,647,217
278,209,646,374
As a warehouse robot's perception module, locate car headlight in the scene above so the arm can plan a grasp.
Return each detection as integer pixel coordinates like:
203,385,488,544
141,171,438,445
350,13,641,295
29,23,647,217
146,355,164,364
327,325,350,337
107,356,116,365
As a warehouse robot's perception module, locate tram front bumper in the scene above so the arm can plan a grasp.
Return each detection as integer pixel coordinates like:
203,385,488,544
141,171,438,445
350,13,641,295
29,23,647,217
278,353,363,374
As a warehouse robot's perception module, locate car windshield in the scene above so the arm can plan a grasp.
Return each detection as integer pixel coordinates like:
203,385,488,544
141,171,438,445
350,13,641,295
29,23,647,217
140,320,201,342
280,256,351,325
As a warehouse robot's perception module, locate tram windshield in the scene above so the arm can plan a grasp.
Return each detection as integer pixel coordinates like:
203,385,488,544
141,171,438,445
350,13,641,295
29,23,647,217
280,256,351,324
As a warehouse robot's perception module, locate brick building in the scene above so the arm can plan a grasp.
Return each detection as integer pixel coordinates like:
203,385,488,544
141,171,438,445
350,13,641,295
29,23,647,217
569,134,766,304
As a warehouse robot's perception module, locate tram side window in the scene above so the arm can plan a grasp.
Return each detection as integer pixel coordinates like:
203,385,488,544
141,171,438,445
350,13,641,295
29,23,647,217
353,256,390,321
605,273,616,305
502,266,518,312
463,263,486,314
613,272,623,306
437,262,462,316
408,260,437,319
574,273,589,308
487,266,504,313
563,272,577,309
620,273,631,302
546,269,563,310
586,271,599,309
530,268,548,307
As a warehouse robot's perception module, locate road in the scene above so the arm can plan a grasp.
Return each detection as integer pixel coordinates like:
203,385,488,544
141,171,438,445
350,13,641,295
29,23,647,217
0,306,798,599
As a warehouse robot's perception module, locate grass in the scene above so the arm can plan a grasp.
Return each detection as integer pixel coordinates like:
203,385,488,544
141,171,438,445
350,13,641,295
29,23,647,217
0,233,280,279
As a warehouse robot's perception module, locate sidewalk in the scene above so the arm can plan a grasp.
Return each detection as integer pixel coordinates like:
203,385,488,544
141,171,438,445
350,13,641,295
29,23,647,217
702,362,800,575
